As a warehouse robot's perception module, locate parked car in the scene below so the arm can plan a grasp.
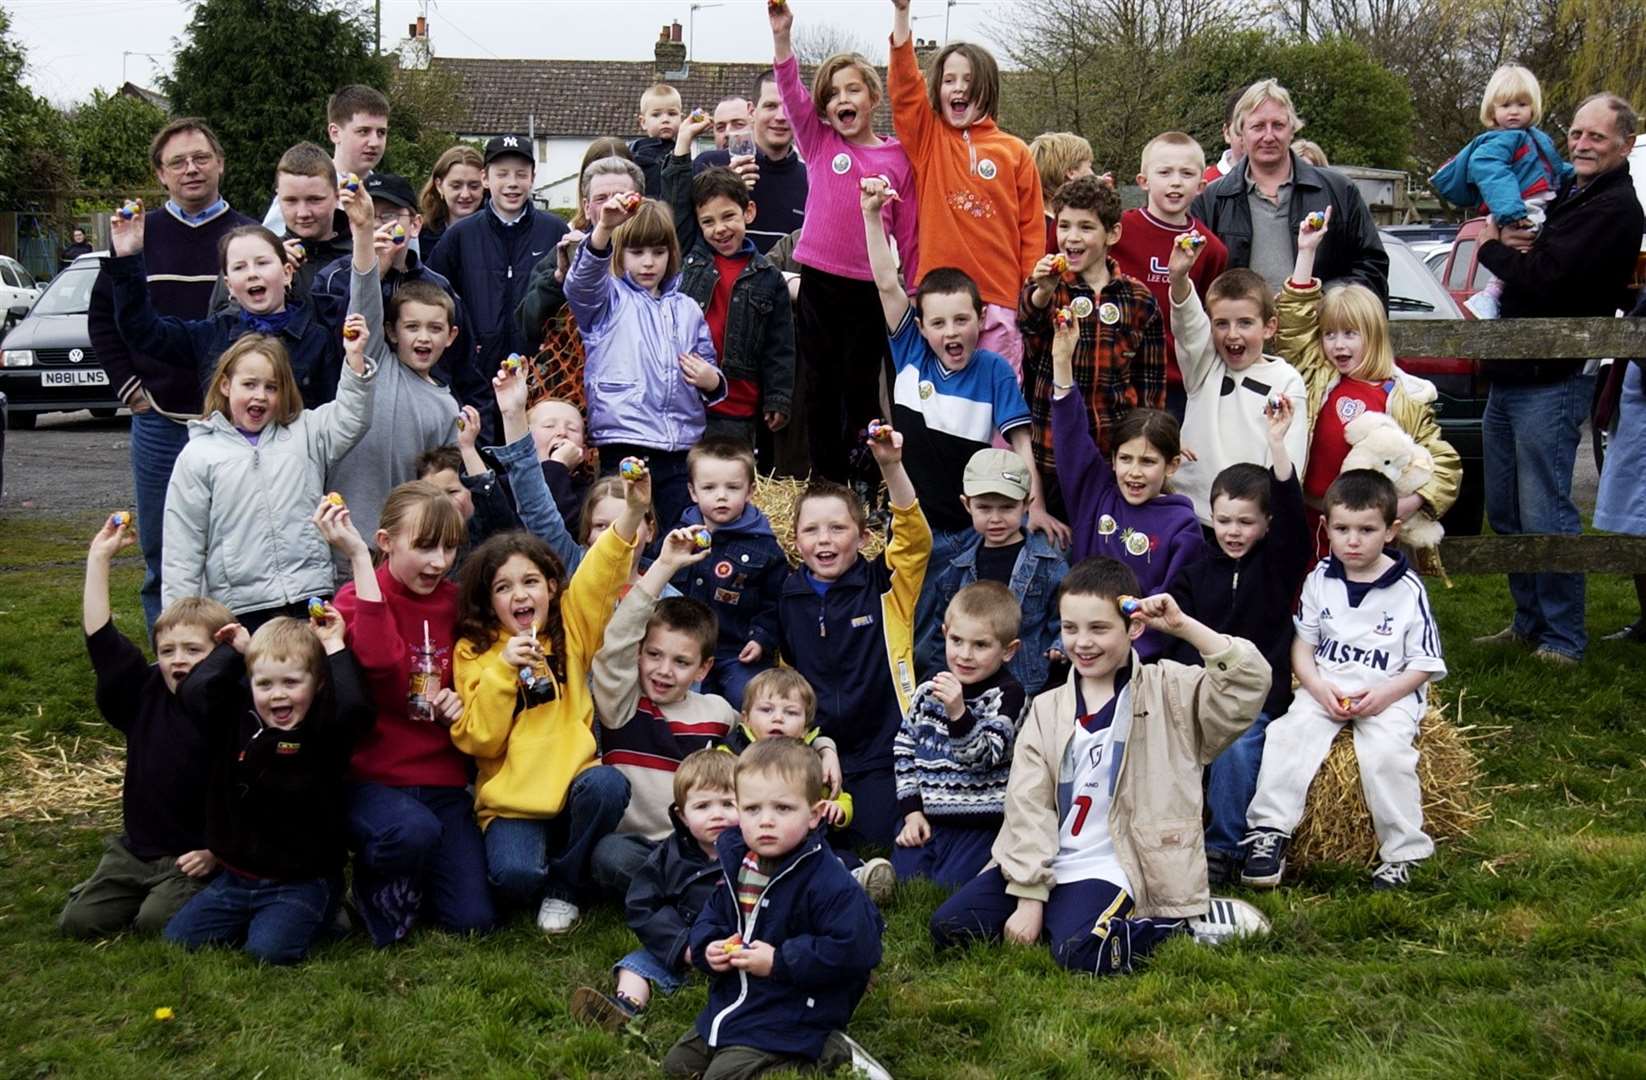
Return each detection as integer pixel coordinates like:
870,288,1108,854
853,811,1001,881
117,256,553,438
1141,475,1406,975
0,255,43,332
1380,232,1486,536
0,252,122,429
1382,222,1460,246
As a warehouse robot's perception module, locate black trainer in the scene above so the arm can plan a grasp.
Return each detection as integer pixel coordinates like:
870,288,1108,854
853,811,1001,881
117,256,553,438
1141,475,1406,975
1206,847,1238,886
1239,829,1290,888
1370,860,1416,890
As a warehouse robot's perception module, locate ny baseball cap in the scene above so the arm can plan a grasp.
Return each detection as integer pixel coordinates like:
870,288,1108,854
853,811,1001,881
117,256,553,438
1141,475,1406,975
364,172,417,211
962,449,1032,501
484,134,535,165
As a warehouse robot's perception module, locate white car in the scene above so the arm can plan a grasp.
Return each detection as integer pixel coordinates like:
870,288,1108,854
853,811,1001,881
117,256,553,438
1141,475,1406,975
0,255,43,330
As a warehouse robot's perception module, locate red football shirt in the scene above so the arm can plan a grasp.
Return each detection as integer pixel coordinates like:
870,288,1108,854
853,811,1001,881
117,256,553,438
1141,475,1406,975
1108,208,1228,386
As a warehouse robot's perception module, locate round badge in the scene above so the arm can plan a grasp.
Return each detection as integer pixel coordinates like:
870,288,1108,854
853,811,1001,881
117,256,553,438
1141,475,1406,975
1099,302,1121,325
1098,514,1117,536
1069,296,1094,319
714,560,734,579
977,159,997,181
1125,531,1151,557
918,380,935,400
831,152,851,175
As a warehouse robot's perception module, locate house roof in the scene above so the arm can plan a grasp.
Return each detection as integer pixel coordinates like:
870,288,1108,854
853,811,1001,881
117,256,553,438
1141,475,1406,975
431,56,893,138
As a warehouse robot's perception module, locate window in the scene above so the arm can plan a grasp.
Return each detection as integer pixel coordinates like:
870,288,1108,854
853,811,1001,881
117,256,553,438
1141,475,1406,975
0,264,17,288
1445,239,1476,290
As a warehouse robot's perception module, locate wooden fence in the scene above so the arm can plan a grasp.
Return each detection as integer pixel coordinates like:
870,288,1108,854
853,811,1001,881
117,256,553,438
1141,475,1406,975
1389,316,1646,574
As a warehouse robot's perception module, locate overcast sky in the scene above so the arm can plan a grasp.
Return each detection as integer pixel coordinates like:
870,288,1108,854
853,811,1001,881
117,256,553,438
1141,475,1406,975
9,0,1012,108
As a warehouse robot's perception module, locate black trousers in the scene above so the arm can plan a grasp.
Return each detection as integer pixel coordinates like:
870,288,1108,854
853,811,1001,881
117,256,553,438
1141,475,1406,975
794,266,892,483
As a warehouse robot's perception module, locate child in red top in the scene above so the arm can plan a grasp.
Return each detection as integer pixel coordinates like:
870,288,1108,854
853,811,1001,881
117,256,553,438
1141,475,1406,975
1110,132,1229,417
321,480,496,946
889,0,1043,374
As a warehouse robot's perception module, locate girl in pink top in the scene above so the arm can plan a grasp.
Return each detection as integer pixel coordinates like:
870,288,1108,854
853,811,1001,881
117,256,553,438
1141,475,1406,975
768,2,918,483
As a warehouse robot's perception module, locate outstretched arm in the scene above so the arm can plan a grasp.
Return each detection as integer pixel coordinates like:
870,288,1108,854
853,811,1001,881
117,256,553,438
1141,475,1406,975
861,178,910,330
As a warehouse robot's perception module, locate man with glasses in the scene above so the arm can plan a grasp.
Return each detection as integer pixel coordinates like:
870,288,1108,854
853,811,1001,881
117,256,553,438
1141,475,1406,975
85,118,255,632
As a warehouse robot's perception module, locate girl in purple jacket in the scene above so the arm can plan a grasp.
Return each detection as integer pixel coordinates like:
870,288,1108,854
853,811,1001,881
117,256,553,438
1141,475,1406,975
1048,317,1204,659
565,196,726,534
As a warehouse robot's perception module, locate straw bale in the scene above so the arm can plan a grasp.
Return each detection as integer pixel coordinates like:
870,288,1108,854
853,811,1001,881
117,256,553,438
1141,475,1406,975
0,733,125,824
753,473,887,567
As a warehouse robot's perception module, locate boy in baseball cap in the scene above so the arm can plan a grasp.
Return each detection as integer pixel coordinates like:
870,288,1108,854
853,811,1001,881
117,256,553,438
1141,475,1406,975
917,448,1068,695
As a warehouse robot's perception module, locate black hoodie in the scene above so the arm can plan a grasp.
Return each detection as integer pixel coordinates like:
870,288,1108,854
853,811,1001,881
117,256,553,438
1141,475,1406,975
624,809,723,970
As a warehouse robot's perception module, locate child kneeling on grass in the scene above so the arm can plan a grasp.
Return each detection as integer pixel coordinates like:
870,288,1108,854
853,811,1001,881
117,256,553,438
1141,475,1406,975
164,604,375,964
60,519,232,939
663,738,891,1080
571,749,739,1031
929,558,1272,975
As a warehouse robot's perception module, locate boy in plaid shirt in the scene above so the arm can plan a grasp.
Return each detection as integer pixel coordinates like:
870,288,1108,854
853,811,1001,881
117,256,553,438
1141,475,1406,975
1019,176,1166,520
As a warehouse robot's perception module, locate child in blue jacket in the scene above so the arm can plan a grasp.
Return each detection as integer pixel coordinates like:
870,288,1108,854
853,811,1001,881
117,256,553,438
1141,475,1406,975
1428,64,1573,319
665,738,888,1079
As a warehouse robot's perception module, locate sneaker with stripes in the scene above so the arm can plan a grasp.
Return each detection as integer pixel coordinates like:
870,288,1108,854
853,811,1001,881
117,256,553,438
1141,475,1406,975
1370,860,1417,890
1188,896,1271,945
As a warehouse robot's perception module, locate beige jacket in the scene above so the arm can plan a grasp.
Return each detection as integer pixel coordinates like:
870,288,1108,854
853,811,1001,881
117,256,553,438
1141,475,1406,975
992,637,1270,918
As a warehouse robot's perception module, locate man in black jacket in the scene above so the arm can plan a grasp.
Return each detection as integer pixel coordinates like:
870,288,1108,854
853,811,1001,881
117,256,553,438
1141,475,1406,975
1190,79,1388,304
1471,93,1645,666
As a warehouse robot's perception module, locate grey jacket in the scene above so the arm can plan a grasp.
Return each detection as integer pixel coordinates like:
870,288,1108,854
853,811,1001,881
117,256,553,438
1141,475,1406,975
162,356,377,614
326,265,460,554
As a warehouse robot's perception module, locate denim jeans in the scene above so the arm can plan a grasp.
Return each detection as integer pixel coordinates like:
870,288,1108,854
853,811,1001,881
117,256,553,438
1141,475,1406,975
164,868,333,965
589,831,658,900
128,410,191,633
615,945,688,994
1204,712,1271,857
346,783,495,946
1483,375,1594,659
483,765,629,907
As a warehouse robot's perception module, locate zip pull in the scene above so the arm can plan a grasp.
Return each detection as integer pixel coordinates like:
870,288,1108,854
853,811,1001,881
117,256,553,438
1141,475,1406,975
818,609,826,639
1231,568,1240,593
507,264,514,280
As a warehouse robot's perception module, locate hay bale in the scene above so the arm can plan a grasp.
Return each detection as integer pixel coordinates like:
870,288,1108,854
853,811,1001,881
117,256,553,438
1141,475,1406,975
753,473,887,567
0,733,125,824
1290,697,1492,867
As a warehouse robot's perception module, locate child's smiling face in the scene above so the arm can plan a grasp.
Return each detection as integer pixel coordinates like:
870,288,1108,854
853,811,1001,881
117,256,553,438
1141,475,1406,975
794,495,863,581
220,351,281,432
155,623,214,694
1059,592,1140,681
1113,435,1178,506
939,52,979,129
391,300,456,375
251,655,316,731
1056,207,1120,276
637,625,711,706
694,193,753,258
489,553,558,633
223,235,291,315
1207,296,1275,372
824,64,877,142
917,291,980,372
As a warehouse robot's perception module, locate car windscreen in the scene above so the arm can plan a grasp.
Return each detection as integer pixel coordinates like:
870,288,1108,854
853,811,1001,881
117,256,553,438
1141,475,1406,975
30,265,99,317
1383,241,1461,318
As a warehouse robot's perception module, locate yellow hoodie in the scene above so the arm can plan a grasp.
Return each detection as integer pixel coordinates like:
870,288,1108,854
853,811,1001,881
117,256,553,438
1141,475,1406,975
451,525,636,828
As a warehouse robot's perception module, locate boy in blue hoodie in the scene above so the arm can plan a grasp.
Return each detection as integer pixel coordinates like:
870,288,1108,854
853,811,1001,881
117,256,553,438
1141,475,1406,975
666,738,889,1079
672,438,787,705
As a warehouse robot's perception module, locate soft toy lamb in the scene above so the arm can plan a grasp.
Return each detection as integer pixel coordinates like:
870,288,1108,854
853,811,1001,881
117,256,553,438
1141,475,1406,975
1341,412,1448,582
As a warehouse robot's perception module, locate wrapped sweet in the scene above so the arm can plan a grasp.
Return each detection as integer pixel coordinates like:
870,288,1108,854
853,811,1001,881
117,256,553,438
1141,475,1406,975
619,456,648,480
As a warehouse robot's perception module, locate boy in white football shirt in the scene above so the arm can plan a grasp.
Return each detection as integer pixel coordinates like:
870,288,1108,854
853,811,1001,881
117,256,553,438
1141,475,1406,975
1242,469,1447,891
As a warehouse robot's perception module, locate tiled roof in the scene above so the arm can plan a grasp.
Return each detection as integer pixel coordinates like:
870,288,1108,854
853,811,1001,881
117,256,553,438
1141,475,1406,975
431,56,893,137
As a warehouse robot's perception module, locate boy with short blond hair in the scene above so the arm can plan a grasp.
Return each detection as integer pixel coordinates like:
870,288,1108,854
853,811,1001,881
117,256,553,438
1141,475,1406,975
572,749,739,1031
633,82,684,198
671,437,787,705
1110,131,1229,415
895,581,1027,887
665,738,889,1079
1028,131,1096,253
60,517,233,938
592,546,738,896
930,558,1273,974
1019,175,1168,516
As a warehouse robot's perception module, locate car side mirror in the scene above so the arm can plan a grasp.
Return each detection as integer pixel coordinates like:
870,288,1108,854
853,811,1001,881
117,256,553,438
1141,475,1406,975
6,304,28,320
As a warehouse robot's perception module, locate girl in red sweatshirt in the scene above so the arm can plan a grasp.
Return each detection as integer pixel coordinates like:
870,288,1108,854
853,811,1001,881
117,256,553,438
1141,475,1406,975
321,479,496,945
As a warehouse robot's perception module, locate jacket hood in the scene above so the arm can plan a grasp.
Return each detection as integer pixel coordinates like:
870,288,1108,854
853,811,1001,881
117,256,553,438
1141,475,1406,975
1392,369,1438,406
679,501,774,538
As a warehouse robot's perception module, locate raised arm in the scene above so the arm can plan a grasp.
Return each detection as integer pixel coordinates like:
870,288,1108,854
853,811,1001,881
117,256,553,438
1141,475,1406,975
861,178,910,330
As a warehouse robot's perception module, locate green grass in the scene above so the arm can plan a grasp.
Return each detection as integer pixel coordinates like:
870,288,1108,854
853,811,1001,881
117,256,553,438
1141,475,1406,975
4,519,1645,1078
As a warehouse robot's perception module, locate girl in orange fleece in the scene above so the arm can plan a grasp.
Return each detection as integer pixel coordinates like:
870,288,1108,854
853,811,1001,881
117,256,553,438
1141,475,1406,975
889,0,1044,375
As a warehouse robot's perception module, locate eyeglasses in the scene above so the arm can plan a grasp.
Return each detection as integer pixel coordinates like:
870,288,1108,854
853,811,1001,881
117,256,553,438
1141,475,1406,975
162,152,217,173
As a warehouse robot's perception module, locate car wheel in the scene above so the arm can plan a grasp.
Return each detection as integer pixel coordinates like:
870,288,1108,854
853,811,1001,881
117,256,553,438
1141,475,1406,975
11,411,36,430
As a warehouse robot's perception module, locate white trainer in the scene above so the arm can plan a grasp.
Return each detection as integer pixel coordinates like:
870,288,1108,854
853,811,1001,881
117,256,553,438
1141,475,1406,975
536,897,580,934
852,858,896,905
1188,896,1271,945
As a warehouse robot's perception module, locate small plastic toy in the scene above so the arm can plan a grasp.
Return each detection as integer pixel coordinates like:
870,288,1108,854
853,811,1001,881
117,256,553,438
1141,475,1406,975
116,200,140,220
619,191,643,212
307,596,327,620
1118,595,1142,616
342,324,362,341
1304,210,1327,231
390,222,407,245
1050,254,1070,274
342,173,362,193
1340,695,1355,710
618,456,648,480
290,240,304,259
721,933,744,954
691,527,713,551
1053,306,1075,329
1175,231,1206,253
688,107,710,125
1265,396,1284,414
502,353,525,372
1069,296,1094,319
326,492,346,507
866,419,893,441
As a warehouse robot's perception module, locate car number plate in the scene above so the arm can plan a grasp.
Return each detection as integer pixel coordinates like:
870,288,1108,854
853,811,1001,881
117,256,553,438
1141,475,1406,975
42,369,109,387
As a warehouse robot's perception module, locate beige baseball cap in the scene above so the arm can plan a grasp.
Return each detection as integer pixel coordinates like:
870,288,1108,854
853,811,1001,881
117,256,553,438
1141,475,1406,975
962,449,1032,500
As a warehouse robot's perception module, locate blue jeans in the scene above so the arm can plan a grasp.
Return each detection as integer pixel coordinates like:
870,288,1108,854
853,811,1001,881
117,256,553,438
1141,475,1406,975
1483,375,1594,659
164,868,333,965
128,410,191,633
1205,712,1271,857
616,946,688,994
891,820,997,889
346,784,495,946
483,765,629,907
590,831,658,900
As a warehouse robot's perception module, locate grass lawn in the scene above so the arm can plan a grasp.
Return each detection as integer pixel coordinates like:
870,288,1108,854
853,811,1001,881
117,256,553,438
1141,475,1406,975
3,511,1645,1078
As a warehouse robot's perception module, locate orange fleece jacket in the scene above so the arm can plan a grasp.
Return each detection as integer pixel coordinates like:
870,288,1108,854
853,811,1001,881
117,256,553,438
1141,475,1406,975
889,35,1044,309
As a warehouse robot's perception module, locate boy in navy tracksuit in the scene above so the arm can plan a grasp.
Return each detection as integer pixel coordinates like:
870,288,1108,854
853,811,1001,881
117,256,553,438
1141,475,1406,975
776,428,932,848
671,438,788,706
1167,397,1312,883
665,739,888,1079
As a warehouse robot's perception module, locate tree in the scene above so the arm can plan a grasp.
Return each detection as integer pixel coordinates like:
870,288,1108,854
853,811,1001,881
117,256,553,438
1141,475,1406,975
792,22,882,66
67,90,169,196
379,62,465,195
1554,0,1646,117
0,7,76,219
162,0,389,212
